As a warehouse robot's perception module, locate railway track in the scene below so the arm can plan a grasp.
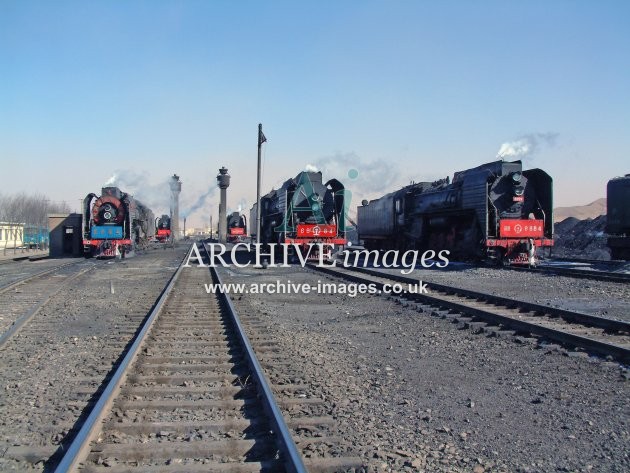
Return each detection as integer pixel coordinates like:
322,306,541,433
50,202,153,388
0,262,95,347
308,264,630,364
509,263,630,284
0,249,190,470
54,244,362,472
0,259,81,292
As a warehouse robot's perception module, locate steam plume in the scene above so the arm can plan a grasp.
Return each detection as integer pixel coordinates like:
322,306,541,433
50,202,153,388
229,197,248,215
103,170,171,213
311,152,399,195
181,188,216,218
496,132,559,161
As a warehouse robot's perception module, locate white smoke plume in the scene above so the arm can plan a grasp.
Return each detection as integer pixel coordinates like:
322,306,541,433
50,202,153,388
228,197,248,215
181,187,216,218
496,132,559,161
103,170,171,214
104,173,117,186
311,152,399,195
102,170,220,224
304,152,402,221
304,164,318,172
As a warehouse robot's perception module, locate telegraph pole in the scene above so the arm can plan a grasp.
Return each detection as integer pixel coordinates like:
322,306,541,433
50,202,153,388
256,123,266,245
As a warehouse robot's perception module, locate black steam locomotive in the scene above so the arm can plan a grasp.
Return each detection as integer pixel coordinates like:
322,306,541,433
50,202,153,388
155,214,171,242
83,187,155,258
606,174,630,260
250,171,348,251
358,160,554,265
227,212,247,242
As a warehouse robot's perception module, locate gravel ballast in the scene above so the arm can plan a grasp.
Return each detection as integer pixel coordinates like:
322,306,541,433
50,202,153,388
376,264,630,322
1,244,627,472
222,264,629,473
0,246,188,471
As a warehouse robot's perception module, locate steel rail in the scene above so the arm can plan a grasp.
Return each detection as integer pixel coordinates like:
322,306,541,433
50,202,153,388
53,245,190,472
508,265,630,284
207,245,308,473
0,266,95,349
344,265,630,334
0,261,78,294
309,264,630,364
551,257,627,265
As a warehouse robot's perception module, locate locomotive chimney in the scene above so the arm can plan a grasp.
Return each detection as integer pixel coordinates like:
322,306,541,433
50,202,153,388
169,174,182,241
217,167,230,244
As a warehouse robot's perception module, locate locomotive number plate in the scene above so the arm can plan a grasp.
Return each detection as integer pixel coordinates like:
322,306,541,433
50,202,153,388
500,219,544,238
296,224,337,237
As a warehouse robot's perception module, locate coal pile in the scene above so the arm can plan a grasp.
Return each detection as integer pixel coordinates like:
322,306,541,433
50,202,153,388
552,215,609,260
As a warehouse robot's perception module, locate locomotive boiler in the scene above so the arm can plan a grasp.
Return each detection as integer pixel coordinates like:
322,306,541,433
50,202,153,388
358,160,553,265
250,171,348,253
606,174,630,260
155,214,172,242
83,187,155,258
227,212,247,242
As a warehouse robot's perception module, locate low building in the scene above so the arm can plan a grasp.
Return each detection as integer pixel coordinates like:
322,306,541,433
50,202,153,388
48,213,83,257
185,227,212,238
0,222,25,250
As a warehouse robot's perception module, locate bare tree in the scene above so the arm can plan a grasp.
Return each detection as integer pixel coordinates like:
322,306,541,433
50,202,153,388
0,192,70,226
1,192,71,252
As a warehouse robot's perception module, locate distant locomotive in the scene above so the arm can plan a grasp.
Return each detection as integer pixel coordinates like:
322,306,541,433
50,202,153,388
606,174,630,260
83,187,155,258
227,212,247,242
358,160,554,265
250,171,348,254
155,214,172,242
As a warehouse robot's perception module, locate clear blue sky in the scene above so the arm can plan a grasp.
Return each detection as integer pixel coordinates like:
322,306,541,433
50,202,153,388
1,0,628,227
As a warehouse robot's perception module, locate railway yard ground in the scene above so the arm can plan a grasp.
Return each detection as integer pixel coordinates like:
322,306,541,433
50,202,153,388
0,246,50,264
0,243,628,472
372,262,630,322
0,245,187,471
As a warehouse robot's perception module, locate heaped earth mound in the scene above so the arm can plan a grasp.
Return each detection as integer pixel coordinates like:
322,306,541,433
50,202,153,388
552,215,609,260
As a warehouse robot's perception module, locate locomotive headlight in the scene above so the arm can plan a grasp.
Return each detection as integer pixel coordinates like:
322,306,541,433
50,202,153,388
511,172,523,183
102,203,117,221
514,186,525,196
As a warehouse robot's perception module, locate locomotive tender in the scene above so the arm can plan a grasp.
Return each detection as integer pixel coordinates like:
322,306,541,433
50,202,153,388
358,160,553,265
606,174,630,260
155,214,171,242
250,171,347,253
83,187,155,258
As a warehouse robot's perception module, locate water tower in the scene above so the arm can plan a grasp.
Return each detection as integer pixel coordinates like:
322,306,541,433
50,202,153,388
217,167,230,243
169,174,181,240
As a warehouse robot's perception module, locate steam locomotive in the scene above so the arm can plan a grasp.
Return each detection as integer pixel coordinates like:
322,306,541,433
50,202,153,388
155,214,172,242
358,160,554,265
227,212,247,242
606,174,630,260
250,171,348,254
83,187,155,258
